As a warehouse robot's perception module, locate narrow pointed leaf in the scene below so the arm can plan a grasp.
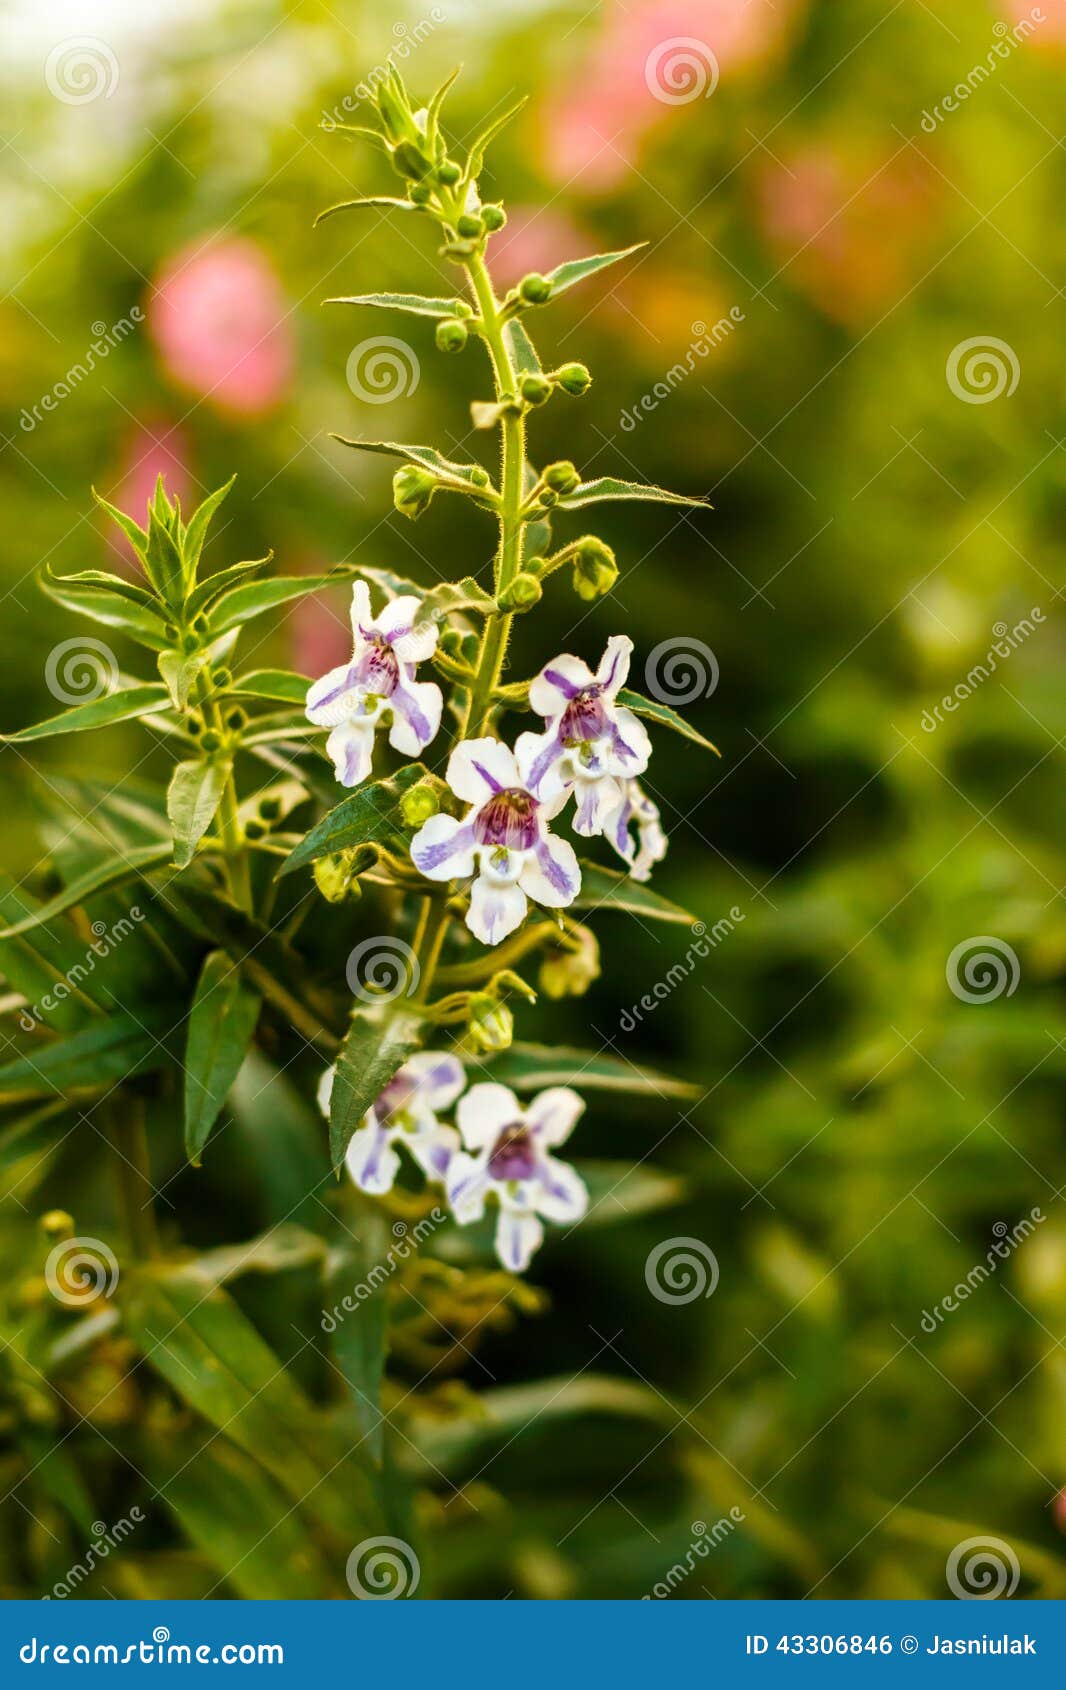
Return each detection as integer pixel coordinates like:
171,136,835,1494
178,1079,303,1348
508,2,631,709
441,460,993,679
573,861,696,923
0,1011,172,1096
504,318,541,377
144,512,184,605
485,1041,698,1099
314,196,414,225
465,96,527,178
326,291,461,320
279,765,426,876
182,476,236,581
0,845,172,938
542,243,647,299
92,489,147,558
426,64,461,144
183,950,262,1164
167,760,229,869
3,685,169,744
330,1007,424,1168
326,1207,393,1458
206,569,357,635
229,669,311,706
616,688,719,754
158,650,206,711
418,578,495,621
556,477,710,510
183,556,268,621
41,565,169,650
333,438,490,489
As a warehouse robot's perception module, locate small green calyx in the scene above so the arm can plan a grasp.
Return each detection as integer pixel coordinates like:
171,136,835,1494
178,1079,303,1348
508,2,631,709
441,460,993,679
554,362,592,397
399,780,442,828
200,730,222,754
466,991,514,1054
481,204,506,232
543,460,580,495
393,464,438,520
518,272,553,305
572,537,618,602
456,213,483,239
435,160,462,186
520,374,552,408
436,318,469,354
498,572,542,612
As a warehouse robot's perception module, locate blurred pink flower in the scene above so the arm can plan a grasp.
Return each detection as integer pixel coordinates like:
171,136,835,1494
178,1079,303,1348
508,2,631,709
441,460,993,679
490,205,593,290
105,419,191,571
546,0,802,191
756,144,938,324
1004,1,1066,46
289,578,351,679
148,238,293,415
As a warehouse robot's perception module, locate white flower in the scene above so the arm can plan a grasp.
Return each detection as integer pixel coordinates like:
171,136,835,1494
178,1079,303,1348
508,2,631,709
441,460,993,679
604,779,667,882
519,635,651,837
305,581,442,787
446,1082,588,1272
318,1051,465,1195
409,736,581,946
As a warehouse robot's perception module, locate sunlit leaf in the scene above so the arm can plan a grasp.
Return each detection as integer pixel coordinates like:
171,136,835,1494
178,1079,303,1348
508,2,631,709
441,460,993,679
330,1006,424,1168
485,1041,698,1099
541,243,646,298
206,570,358,636
616,687,719,754
167,760,229,869
279,764,426,876
556,477,710,510
326,291,461,319
0,844,172,938
314,196,415,224
2,685,169,744
573,862,696,924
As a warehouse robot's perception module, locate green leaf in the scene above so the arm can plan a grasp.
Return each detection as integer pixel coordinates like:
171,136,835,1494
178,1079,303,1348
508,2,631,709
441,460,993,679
333,439,490,490
40,564,169,650
425,64,461,147
0,1011,171,1097
2,685,169,744
326,1206,394,1459
167,760,229,869
183,556,268,621
183,950,262,1165
419,577,495,621
579,1159,689,1226
157,650,207,711
187,1223,327,1289
485,1041,698,1099
206,570,357,636
92,489,148,559
182,476,236,582
326,291,461,319
279,764,426,876
355,564,426,601
314,196,415,224
617,687,720,754
330,1007,423,1169
504,318,541,377
557,477,710,510
573,861,696,924
542,243,647,298
465,96,527,179
144,509,185,605
411,1374,672,1472
229,669,311,706
470,398,518,430
0,844,172,938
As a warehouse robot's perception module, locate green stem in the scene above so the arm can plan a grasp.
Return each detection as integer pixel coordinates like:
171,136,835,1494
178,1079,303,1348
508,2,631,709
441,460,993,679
194,676,253,913
109,1093,159,1259
411,895,451,1002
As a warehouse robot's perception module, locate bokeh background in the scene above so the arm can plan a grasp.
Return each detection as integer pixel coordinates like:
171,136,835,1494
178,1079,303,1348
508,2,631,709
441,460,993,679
2,0,1066,1599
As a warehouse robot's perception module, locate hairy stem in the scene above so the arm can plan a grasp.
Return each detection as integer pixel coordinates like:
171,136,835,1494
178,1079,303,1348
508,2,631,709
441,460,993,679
195,676,253,913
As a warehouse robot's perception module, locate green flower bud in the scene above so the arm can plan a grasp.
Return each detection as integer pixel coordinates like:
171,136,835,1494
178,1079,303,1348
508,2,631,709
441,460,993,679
435,317,469,354
538,488,558,508
435,160,462,186
399,780,442,827
456,213,483,239
393,464,438,520
200,730,222,753
520,373,553,407
193,613,210,635
164,622,179,640
481,204,506,231
409,182,433,206
554,361,592,396
40,1209,74,1240
313,851,360,905
258,795,282,823
498,572,542,611
467,992,514,1053
244,817,265,841
187,717,203,736
211,667,232,689
452,299,474,318
519,272,553,305
539,925,600,999
572,537,618,602
392,140,432,180
543,460,580,495
181,632,199,655
225,708,247,732
469,466,491,488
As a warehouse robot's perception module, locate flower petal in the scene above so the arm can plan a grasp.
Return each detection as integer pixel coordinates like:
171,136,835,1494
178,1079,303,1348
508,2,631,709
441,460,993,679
446,1148,491,1221
534,1154,589,1223
457,1081,521,1149
375,592,423,641
316,1065,335,1119
392,617,438,665
326,718,375,787
515,726,566,799
526,1085,585,1147
306,663,357,727
405,1124,460,1183
345,1121,401,1195
495,1205,544,1272
572,774,622,838
404,1050,466,1110
607,707,651,775
468,874,527,944
596,634,633,697
529,653,595,719
446,736,520,804
349,580,374,641
410,816,477,881
518,831,580,909
388,677,442,755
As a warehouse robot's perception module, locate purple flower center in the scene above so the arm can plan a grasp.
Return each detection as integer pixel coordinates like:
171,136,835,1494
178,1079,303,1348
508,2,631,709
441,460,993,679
375,1073,415,1124
473,787,539,850
356,635,400,697
488,1123,537,1181
562,687,607,743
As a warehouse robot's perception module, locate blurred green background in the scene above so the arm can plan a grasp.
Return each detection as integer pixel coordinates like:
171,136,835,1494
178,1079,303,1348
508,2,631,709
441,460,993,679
1,0,1065,1600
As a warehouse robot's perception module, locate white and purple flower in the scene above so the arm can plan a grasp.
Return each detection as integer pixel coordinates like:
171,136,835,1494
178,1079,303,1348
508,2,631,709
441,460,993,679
519,635,651,837
305,581,442,787
604,779,668,882
446,1082,588,1272
409,737,581,946
318,1050,465,1195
